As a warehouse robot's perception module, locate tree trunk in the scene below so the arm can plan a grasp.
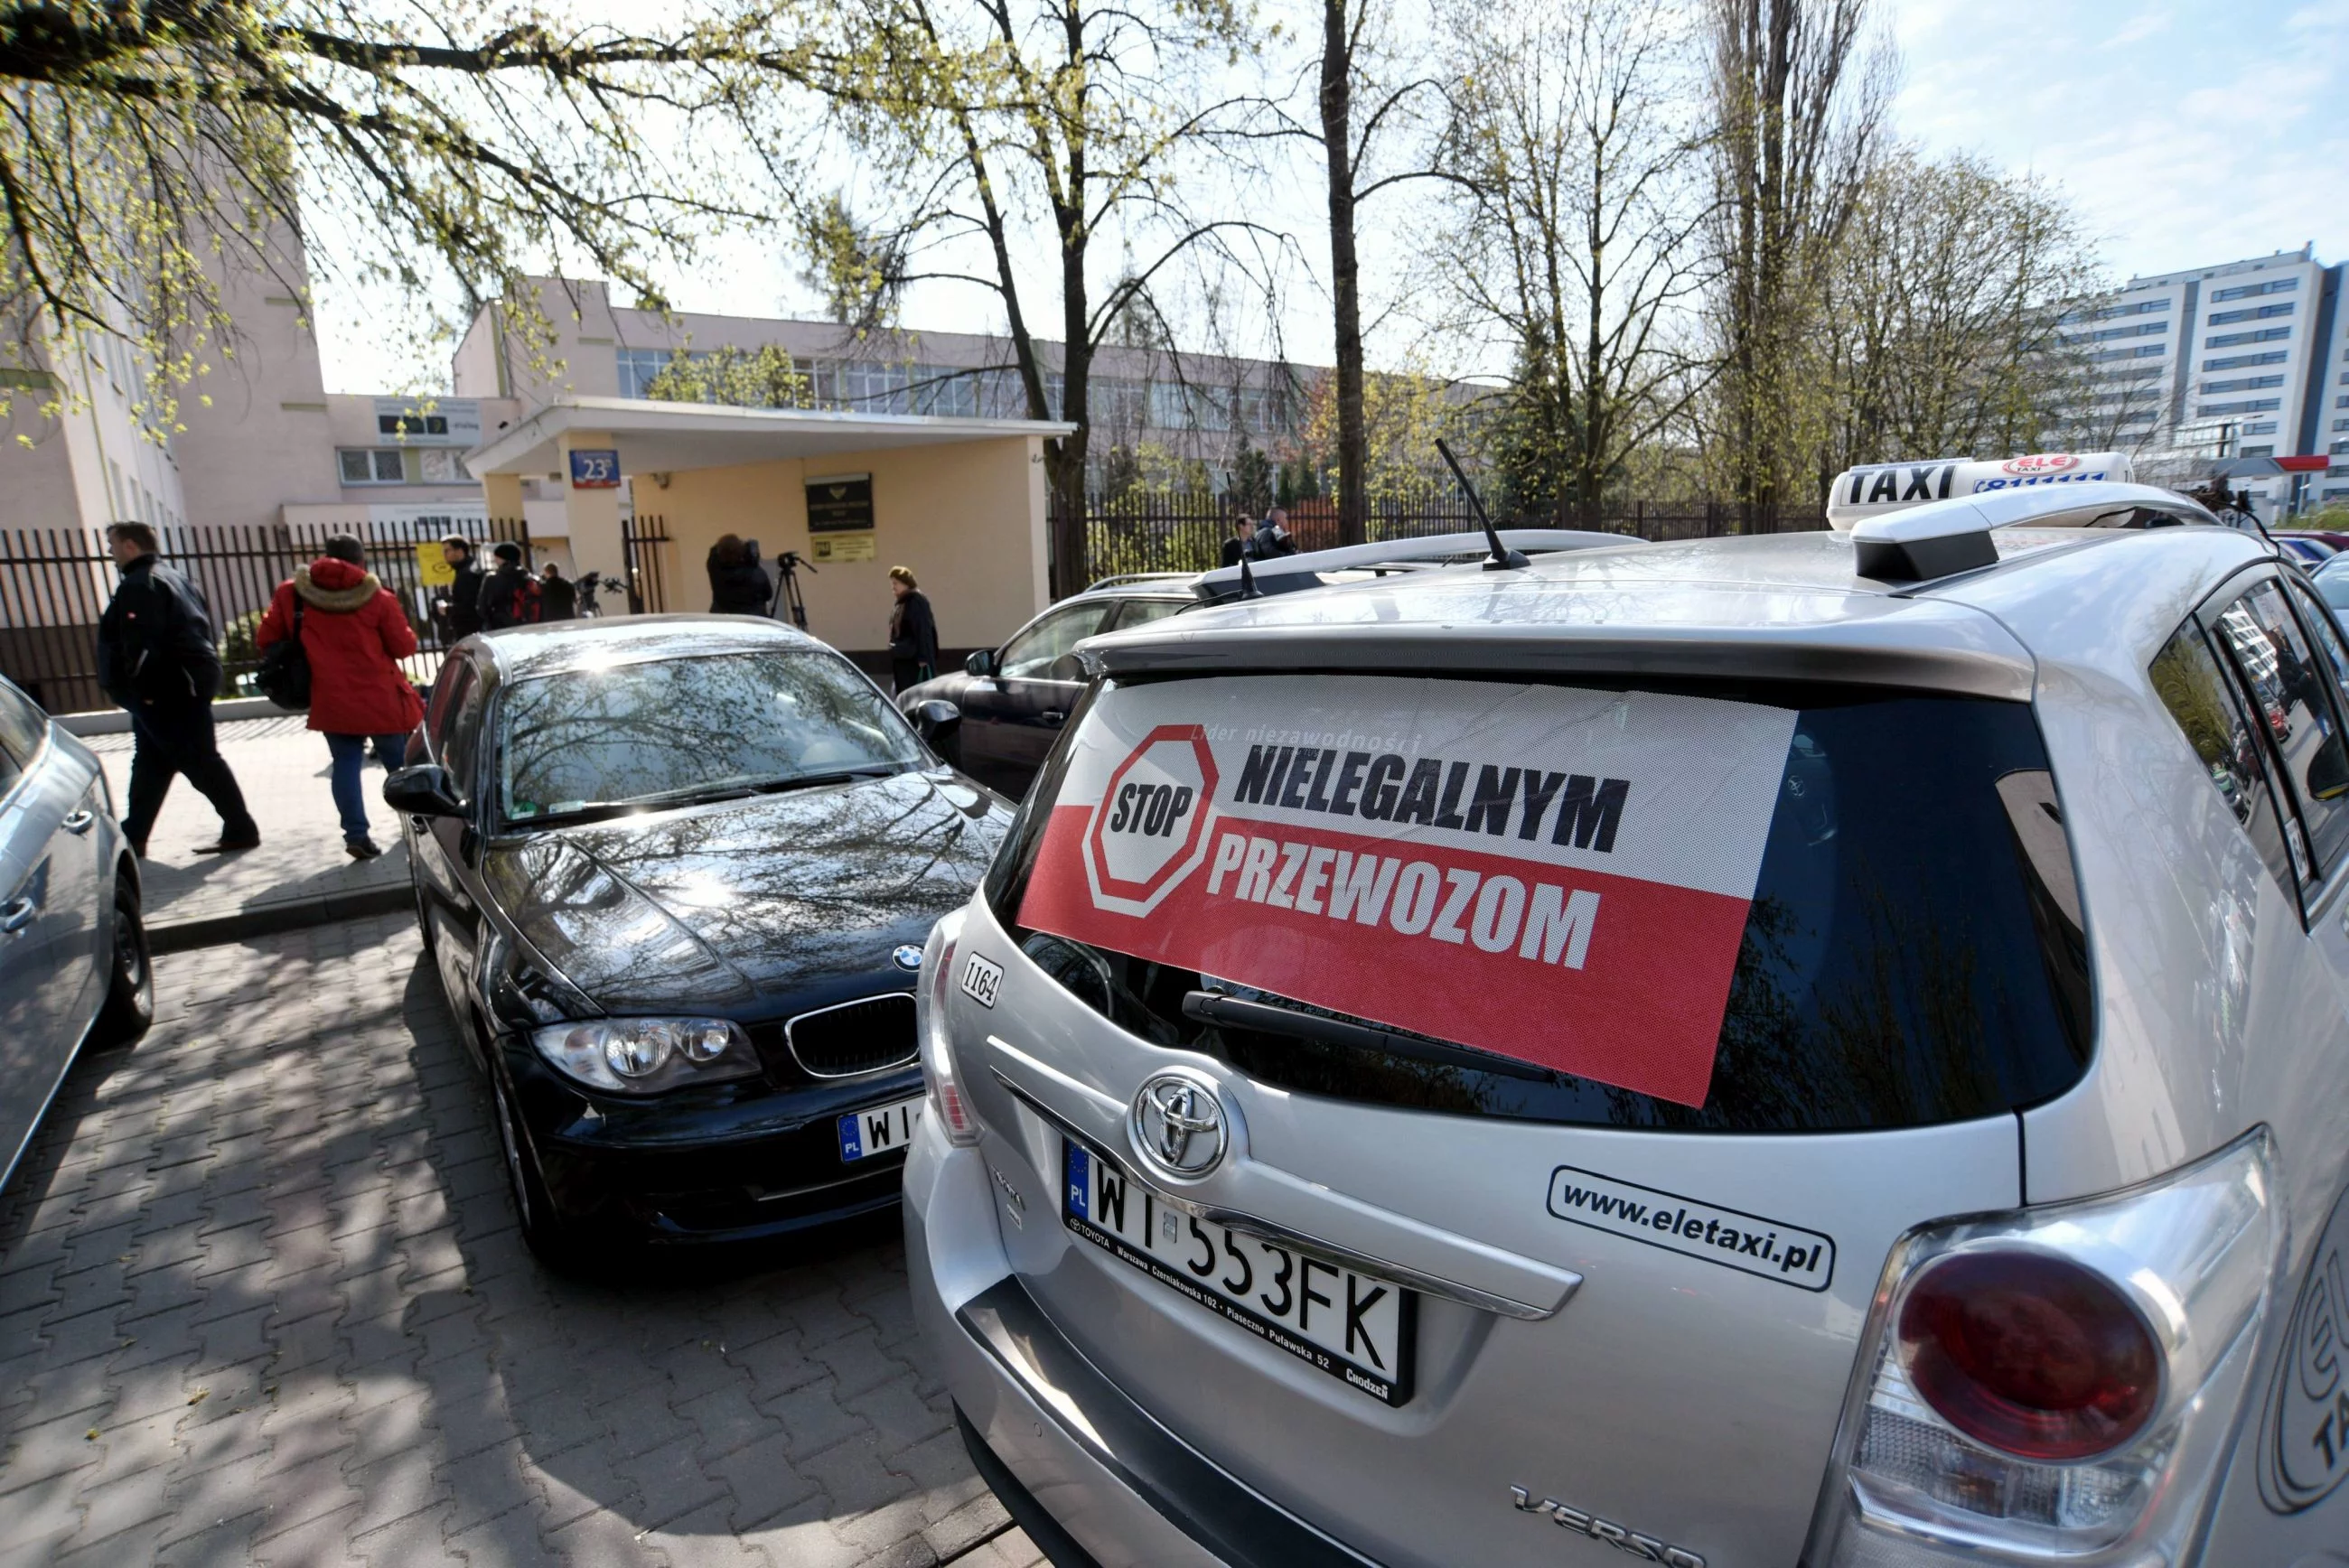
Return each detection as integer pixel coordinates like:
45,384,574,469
1321,0,1369,548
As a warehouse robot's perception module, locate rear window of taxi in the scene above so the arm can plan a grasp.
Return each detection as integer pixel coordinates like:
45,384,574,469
983,675,2093,1134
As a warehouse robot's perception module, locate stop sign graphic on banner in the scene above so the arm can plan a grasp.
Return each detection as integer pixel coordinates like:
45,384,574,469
1082,724,1221,916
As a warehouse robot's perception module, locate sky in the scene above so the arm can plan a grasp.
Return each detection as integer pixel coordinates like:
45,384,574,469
314,0,2349,395
1887,0,2349,280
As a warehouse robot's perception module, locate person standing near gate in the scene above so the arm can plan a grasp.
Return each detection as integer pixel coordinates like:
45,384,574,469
433,535,485,645
257,536,424,861
1220,515,1258,567
478,541,542,630
538,561,578,621
97,522,260,858
887,566,939,694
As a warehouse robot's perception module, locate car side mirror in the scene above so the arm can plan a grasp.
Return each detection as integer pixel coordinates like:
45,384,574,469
2312,733,2349,802
912,699,961,746
965,649,997,677
383,763,463,817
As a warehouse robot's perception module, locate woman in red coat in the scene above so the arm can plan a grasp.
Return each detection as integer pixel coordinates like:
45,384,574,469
257,536,426,860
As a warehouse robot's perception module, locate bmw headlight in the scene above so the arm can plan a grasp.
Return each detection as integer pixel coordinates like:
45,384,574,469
529,1017,761,1095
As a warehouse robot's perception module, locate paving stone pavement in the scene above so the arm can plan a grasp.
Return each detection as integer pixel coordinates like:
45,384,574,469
0,917,1043,1568
86,717,412,937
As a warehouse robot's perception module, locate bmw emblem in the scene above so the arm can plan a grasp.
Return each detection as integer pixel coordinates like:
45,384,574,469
1128,1069,1231,1181
892,945,924,972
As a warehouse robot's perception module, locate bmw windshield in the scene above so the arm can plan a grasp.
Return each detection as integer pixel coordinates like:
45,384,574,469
497,649,926,825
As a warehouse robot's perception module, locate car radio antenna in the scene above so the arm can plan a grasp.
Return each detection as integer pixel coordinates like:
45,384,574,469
1236,552,1263,600
1437,439,1527,571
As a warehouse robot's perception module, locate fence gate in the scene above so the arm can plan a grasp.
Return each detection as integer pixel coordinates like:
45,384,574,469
0,516,530,717
622,515,674,615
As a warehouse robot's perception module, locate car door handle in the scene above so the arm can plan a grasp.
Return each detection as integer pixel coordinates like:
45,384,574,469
1041,711,1066,727
1,898,36,934
61,809,95,835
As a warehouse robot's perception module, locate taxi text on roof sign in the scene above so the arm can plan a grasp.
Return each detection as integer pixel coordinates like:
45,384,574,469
1825,452,2133,530
1015,676,1797,1107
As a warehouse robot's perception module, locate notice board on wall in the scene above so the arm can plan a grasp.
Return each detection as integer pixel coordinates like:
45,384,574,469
807,473,875,533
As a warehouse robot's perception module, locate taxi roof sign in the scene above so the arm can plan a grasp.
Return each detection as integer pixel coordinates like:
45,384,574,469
1826,453,2133,531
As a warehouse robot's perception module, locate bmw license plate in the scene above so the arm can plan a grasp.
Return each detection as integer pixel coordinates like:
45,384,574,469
1062,1137,1413,1405
838,1097,923,1162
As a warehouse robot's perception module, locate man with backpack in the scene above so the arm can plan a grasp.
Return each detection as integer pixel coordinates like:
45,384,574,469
97,522,260,857
478,541,543,630
256,535,424,861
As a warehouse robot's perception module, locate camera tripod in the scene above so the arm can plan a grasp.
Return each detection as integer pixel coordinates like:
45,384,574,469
769,550,813,630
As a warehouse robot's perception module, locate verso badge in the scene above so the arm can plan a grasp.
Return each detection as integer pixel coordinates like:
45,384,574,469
1128,1069,1229,1181
959,952,1004,1009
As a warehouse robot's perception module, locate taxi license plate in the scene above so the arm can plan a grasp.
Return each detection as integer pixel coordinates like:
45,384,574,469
1062,1137,1413,1405
837,1097,922,1162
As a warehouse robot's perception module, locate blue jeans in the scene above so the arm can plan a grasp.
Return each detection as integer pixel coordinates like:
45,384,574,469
325,733,411,844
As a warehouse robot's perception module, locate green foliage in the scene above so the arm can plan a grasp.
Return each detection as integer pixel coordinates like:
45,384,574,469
220,609,266,673
795,193,907,331
1227,438,1273,515
1276,457,1321,507
0,5,768,430
643,344,811,408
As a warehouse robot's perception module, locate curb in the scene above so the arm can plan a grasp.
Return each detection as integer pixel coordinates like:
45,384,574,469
147,882,415,955
59,696,299,738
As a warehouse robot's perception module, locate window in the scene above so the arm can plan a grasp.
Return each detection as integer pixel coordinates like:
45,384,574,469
2241,445,2276,457
986,681,2093,1132
2198,399,2282,416
2242,422,2279,436
2201,375,2287,394
2152,622,2295,892
1107,599,1189,633
2204,351,2288,370
2209,327,2292,348
440,670,489,805
418,450,464,483
2061,321,2167,344
2063,297,2170,323
340,449,408,485
378,413,450,438
2095,343,2167,362
496,650,924,822
2212,276,2299,302
426,658,475,756
999,604,1116,680
0,680,50,774
2211,582,2349,882
2210,303,2296,325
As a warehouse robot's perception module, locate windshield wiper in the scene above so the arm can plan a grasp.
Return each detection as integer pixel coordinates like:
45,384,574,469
510,765,906,828
742,764,903,794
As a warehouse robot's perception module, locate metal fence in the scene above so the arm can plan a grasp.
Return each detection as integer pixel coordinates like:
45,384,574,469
1068,492,1827,583
0,517,531,717
622,515,674,614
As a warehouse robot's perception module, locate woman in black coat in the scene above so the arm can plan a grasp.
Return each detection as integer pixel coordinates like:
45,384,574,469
887,565,940,693
708,535,772,615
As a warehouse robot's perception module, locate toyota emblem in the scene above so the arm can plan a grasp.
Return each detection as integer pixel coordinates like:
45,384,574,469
1128,1069,1230,1181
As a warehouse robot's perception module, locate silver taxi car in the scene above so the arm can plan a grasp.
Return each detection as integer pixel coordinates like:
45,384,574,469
903,465,2349,1565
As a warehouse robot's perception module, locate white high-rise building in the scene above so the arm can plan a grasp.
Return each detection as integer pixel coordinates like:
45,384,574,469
2064,246,2349,516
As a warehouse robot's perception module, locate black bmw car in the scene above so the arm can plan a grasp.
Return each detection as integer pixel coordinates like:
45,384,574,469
386,615,1011,1267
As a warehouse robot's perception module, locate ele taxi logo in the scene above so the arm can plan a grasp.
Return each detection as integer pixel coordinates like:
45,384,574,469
2002,453,2079,476
1081,724,1220,918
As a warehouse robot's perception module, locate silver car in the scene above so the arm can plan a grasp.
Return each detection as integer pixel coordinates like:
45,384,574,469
903,475,2349,1564
0,678,153,1190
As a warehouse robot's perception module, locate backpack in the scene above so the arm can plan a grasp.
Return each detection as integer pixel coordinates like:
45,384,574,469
255,592,311,710
502,575,543,627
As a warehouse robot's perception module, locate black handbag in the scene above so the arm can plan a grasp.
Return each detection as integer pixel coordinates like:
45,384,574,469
255,593,312,710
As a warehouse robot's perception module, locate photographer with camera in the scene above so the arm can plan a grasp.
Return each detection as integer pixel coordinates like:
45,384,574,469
708,534,772,615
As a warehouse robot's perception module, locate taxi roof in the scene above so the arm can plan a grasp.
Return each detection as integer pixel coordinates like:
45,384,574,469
1077,526,2275,702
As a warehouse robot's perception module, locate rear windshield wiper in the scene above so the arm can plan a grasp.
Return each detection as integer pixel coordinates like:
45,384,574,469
1182,990,1551,1081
